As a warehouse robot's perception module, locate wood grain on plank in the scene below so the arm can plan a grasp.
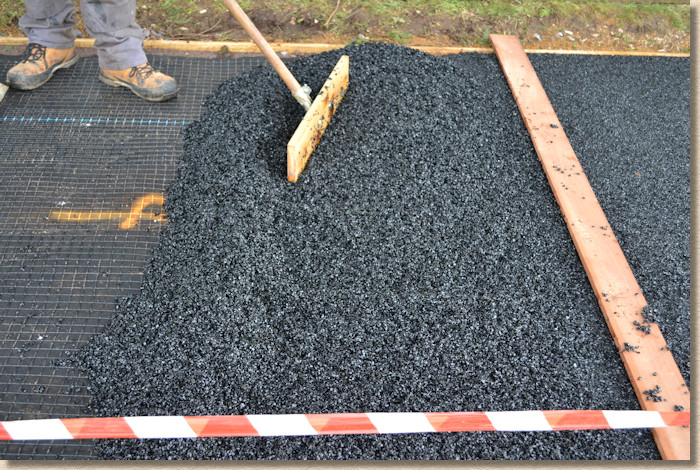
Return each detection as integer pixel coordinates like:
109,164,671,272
490,34,689,460
287,55,349,182
0,37,689,58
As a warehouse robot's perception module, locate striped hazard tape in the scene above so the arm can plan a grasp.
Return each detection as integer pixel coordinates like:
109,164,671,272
0,410,689,440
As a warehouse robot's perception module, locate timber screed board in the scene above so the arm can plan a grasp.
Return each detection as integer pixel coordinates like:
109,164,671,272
490,34,690,460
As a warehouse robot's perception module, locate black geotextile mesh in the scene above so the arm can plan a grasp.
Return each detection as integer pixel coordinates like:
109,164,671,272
0,53,267,459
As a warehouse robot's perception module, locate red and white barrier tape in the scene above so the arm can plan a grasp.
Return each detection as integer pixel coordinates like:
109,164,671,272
0,410,689,440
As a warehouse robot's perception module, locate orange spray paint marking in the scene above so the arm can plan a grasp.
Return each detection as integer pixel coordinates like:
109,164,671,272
118,193,165,229
48,193,166,229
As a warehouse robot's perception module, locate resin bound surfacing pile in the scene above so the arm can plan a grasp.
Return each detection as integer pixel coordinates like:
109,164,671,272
79,43,690,459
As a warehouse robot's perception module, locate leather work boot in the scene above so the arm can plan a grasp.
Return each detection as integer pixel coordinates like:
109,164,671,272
6,43,79,90
98,64,179,102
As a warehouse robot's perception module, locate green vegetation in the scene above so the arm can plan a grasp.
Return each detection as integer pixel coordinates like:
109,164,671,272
145,0,228,29
0,0,23,31
281,0,689,47
0,0,690,52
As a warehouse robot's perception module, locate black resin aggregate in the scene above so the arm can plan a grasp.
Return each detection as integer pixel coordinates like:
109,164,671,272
78,43,689,460
529,54,690,386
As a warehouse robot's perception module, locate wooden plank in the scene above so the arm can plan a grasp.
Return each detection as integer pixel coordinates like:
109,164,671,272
490,34,690,460
0,37,689,58
287,55,349,182
143,40,340,54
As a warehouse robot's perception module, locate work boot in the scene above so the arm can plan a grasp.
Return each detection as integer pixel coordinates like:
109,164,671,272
98,64,179,102
6,43,78,90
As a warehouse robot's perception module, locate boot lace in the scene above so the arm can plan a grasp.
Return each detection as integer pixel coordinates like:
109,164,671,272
128,64,155,80
21,43,47,63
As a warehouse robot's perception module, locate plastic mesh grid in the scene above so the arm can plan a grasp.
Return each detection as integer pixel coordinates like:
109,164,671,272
0,53,268,459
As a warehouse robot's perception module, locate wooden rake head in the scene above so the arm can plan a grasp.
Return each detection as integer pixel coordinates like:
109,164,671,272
287,55,349,183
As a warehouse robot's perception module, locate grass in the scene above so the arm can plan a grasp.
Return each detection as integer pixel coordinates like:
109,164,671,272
476,25,493,46
313,0,689,44
0,0,690,51
147,0,228,28
0,0,23,31
387,29,412,44
595,1,689,28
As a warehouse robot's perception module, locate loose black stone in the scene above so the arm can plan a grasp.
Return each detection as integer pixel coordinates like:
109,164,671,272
77,43,688,460
641,305,659,324
643,387,662,403
530,53,689,387
634,321,651,335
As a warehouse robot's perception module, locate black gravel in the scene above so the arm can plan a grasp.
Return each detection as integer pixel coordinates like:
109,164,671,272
78,43,689,460
529,54,691,387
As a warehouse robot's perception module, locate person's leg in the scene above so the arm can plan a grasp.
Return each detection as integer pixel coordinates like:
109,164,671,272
7,0,79,90
18,0,77,49
79,0,146,70
81,0,178,101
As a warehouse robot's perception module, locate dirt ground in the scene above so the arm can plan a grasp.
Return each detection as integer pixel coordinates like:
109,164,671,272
0,0,690,54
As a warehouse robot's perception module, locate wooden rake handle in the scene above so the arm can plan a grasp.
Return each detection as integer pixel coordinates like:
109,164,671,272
221,0,311,109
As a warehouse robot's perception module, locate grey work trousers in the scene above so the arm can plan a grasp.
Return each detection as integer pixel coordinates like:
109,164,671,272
19,0,147,70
